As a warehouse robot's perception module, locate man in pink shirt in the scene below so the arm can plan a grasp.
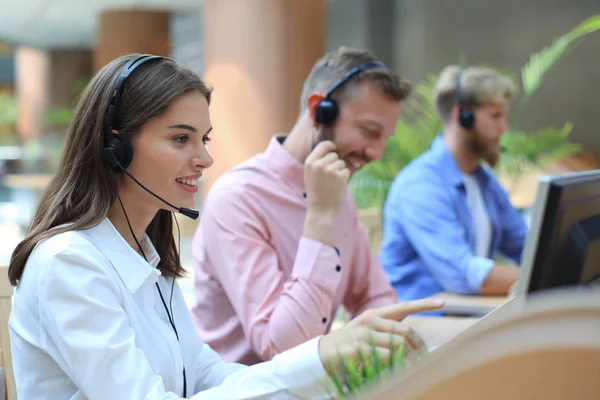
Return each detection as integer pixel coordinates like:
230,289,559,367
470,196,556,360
191,47,414,365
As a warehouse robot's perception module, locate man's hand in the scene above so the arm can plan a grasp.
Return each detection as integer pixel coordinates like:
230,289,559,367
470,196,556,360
303,140,350,246
304,140,350,216
480,264,520,295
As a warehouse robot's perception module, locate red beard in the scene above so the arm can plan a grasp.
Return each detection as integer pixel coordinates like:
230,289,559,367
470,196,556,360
469,131,500,167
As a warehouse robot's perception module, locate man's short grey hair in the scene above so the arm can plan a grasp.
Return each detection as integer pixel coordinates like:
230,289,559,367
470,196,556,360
299,47,412,115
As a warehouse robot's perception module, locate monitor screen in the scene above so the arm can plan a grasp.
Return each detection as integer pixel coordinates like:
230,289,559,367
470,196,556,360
517,170,600,296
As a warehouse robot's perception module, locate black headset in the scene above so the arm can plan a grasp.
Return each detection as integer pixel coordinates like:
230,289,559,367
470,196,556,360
314,60,388,126
456,70,475,129
102,54,169,172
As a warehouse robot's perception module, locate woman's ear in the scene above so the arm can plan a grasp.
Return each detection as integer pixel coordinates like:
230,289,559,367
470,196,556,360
306,92,326,127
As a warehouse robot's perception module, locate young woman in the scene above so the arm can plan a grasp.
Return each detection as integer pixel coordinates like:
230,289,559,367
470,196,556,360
7,54,442,399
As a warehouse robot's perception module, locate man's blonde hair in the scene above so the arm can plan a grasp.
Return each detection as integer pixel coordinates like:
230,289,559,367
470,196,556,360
299,47,412,114
433,65,517,122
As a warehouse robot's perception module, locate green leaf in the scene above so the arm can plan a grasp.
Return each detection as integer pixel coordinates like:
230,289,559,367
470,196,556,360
338,355,363,394
357,348,378,385
392,338,407,369
497,122,580,179
389,334,407,371
566,14,600,40
328,360,347,398
521,15,600,102
368,334,382,377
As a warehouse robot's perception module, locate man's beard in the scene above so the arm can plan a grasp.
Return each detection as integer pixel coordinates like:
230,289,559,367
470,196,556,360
469,131,500,167
321,126,370,173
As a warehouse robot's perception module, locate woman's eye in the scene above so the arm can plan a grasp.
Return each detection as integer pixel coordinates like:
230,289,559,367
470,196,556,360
202,135,211,144
174,135,189,144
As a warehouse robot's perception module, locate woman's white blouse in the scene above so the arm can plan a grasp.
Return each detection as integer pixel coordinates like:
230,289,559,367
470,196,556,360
9,219,330,399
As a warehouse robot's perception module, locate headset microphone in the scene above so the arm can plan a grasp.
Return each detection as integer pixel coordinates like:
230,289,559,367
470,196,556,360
176,207,199,220
115,162,200,220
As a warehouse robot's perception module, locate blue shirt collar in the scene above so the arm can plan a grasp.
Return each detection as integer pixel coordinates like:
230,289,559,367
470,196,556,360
430,135,491,188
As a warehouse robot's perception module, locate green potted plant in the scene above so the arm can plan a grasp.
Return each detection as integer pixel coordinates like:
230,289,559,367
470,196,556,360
293,338,409,399
325,338,408,399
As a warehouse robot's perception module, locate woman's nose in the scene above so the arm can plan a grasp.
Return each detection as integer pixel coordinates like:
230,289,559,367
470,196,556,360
192,144,214,170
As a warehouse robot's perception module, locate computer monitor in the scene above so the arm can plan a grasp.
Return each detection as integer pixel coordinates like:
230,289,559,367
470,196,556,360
516,169,600,298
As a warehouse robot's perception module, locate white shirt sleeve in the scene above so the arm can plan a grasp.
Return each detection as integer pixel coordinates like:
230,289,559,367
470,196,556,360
192,338,331,400
39,249,331,400
193,339,331,399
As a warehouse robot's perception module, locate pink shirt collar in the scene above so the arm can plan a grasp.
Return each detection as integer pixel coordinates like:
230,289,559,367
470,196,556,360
265,135,306,195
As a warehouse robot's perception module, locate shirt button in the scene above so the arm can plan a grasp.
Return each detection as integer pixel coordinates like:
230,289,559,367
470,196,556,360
335,265,341,272
322,317,327,324
303,192,307,198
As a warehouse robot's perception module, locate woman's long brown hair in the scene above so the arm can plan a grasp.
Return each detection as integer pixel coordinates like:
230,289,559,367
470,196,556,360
9,54,212,285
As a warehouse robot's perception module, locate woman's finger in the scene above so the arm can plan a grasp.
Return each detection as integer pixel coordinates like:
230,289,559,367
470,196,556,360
365,317,427,354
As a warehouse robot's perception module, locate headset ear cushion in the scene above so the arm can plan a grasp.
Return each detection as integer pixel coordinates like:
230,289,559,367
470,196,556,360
315,99,339,126
459,109,475,130
115,135,133,170
102,135,133,172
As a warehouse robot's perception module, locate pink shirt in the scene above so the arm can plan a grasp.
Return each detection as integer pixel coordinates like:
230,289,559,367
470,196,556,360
191,136,398,365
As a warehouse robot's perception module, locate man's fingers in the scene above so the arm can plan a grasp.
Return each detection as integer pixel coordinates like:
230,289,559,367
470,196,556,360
329,159,347,172
307,152,338,171
376,299,445,321
306,140,337,162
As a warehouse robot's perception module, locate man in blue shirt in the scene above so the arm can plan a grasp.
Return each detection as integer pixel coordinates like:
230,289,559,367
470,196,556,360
379,65,528,302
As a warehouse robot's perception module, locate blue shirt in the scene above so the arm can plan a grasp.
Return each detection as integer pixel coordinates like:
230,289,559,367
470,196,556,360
379,136,528,302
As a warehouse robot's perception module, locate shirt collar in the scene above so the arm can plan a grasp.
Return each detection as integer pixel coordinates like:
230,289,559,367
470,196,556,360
265,135,306,194
431,135,491,188
85,218,161,293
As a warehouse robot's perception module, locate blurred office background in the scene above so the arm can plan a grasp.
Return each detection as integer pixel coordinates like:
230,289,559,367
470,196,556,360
0,0,599,304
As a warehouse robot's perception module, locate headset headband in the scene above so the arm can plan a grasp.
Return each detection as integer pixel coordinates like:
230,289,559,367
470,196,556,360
456,69,464,106
103,54,169,140
325,61,388,100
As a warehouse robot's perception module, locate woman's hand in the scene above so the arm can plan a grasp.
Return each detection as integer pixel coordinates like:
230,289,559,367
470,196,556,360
318,299,444,370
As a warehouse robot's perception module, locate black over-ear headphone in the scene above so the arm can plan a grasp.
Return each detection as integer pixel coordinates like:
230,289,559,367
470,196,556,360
102,54,168,172
315,61,388,126
456,70,475,129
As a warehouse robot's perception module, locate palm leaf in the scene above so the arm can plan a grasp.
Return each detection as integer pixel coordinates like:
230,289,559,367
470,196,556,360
521,15,600,103
498,123,581,178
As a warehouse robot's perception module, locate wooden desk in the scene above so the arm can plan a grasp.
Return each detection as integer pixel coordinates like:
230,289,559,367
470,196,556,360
403,316,479,350
428,292,509,317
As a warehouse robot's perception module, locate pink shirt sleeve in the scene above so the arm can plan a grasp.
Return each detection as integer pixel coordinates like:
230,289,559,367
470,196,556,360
343,201,398,317
198,189,343,361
